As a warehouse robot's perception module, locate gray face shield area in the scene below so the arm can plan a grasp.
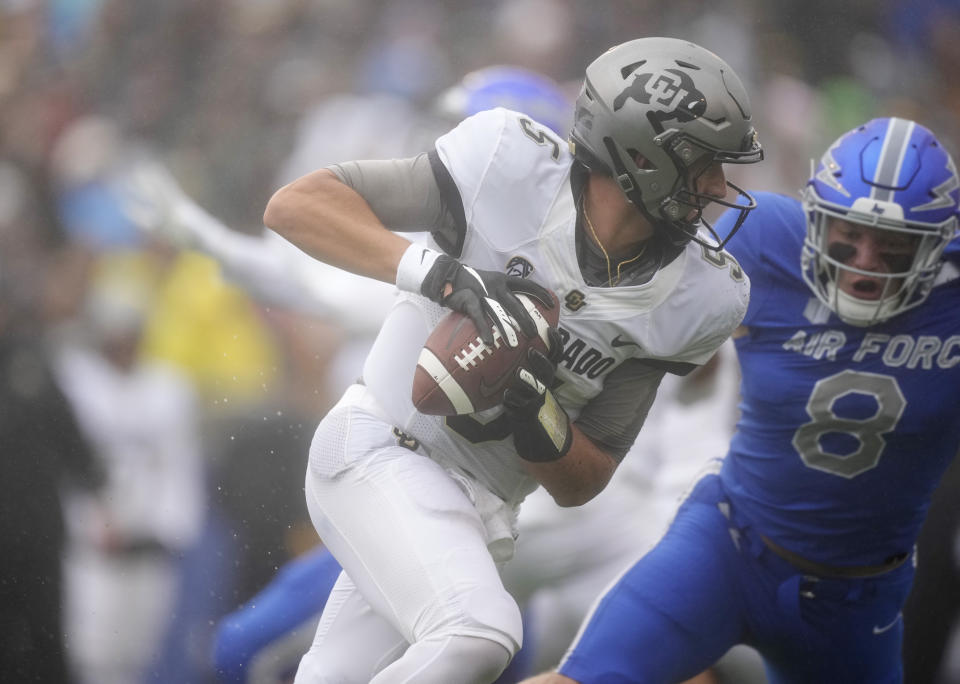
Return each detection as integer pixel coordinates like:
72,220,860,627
604,133,764,251
671,176,759,251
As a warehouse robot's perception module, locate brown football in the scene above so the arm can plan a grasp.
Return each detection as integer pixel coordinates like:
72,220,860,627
412,290,560,416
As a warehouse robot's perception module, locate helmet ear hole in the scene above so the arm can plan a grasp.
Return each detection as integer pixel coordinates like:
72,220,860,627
630,151,656,170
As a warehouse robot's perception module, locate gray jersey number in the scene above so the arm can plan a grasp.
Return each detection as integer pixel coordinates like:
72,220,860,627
519,117,561,161
699,243,745,281
792,369,905,479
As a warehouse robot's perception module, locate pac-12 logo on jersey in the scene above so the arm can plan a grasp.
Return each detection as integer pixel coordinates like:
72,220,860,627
505,256,534,278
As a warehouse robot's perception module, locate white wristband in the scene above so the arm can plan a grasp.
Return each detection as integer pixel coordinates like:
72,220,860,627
395,243,443,294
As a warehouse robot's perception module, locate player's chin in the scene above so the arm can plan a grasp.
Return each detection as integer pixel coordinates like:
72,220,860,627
684,204,705,222
684,198,717,222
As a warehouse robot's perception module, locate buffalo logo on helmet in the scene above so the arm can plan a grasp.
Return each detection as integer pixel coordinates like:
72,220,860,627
613,68,706,132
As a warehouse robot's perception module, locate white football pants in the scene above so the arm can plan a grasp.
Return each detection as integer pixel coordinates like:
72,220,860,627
295,385,522,683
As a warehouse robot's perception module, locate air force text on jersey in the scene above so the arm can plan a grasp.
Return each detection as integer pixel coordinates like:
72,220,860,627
784,328,960,369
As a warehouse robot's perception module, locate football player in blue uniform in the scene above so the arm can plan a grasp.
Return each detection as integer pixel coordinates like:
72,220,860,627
522,116,960,684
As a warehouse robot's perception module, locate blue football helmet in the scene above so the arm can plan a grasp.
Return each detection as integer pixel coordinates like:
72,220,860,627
801,117,959,326
434,65,572,136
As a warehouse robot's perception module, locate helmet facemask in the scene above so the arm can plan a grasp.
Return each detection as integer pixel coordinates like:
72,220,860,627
801,189,955,326
800,117,959,327
651,133,761,248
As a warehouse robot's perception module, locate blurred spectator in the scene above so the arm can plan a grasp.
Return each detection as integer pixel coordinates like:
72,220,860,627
0,227,104,684
51,251,206,684
46,110,297,626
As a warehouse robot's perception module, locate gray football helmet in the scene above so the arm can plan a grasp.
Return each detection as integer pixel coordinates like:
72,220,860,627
570,37,763,249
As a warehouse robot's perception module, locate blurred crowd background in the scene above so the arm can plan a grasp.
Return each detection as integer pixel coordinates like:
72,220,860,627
2,0,960,683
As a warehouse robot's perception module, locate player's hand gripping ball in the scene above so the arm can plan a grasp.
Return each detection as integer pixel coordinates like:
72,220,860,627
413,288,560,416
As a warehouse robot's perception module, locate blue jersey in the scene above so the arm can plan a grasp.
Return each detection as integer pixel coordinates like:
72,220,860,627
719,191,960,567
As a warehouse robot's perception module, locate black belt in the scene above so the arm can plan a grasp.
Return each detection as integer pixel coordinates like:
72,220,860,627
761,536,909,579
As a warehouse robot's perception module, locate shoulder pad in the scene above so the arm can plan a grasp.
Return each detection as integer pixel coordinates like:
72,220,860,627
435,109,572,252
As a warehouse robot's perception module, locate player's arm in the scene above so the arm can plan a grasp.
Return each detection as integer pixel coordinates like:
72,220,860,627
522,426,620,507
263,158,433,285
264,154,551,344
121,160,322,312
506,350,666,506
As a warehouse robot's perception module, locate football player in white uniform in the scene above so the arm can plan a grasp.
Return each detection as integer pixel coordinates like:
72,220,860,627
262,36,763,684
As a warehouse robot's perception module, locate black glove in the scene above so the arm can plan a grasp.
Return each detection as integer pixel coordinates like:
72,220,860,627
503,328,571,463
420,254,553,346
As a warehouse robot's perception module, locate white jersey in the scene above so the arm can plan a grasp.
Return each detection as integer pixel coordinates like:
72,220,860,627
361,108,749,504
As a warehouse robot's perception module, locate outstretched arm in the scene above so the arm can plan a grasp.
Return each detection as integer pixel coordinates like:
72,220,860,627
265,155,550,343
121,161,345,316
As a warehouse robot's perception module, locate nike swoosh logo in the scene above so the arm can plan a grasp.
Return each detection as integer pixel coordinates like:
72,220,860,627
420,248,430,264
873,612,902,635
611,334,641,349
478,367,518,399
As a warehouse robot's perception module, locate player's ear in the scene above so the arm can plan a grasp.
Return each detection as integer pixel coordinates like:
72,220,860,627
633,152,656,170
